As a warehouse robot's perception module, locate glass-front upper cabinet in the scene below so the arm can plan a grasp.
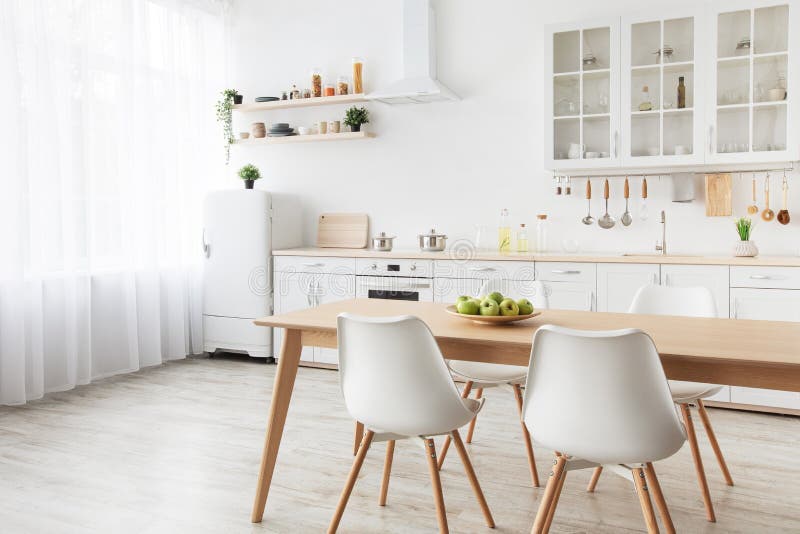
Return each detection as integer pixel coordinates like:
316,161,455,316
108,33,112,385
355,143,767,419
544,18,620,169
621,8,706,165
708,0,798,163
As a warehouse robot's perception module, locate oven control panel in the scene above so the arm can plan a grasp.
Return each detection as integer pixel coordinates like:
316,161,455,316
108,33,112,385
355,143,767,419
355,258,433,278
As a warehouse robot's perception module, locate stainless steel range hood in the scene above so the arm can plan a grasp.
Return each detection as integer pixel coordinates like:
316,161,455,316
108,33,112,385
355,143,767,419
367,0,459,104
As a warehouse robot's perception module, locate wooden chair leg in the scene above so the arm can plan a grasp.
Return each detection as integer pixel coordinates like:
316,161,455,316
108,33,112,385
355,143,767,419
645,462,675,534
379,440,395,506
697,399,734,486
328,430,374,534
513,383,540,487
542,466,567,534
681,404,716,522
587,466,603,492
438,381,473,470
531,454,567,534
423,438,450,534
632,467,660,534
450,429,495,528
465,387,484,443
353,421,364,456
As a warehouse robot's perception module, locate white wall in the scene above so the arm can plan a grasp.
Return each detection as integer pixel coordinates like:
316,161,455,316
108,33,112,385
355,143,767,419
227,0,800,256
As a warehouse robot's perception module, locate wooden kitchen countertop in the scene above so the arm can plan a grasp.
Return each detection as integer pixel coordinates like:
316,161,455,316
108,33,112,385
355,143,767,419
273,247,800,267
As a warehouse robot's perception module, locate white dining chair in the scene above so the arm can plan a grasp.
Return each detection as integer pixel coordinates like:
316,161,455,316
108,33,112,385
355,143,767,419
436,278,547,488
523,325,687,534
330,313,495,534
587,284,733,523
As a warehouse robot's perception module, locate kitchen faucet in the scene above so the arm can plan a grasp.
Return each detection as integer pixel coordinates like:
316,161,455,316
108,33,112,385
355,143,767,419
655,210,666,255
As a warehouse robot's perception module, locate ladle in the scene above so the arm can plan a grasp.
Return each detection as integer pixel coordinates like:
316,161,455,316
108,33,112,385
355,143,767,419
598,179,616,229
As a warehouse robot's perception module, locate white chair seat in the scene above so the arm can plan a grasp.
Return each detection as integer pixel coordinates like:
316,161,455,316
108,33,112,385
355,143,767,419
447,360,528,385
669,381,723,403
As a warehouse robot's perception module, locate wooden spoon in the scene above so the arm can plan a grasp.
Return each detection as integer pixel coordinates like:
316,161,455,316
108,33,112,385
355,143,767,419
777,175,790,225
761,174,775,222
747,173,759,215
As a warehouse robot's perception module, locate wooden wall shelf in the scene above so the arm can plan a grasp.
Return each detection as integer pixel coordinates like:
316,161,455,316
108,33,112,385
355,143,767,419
235,131,374,145
234,94,368,112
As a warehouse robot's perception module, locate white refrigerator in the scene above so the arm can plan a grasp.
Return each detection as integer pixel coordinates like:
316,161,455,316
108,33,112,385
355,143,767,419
202,189,301,359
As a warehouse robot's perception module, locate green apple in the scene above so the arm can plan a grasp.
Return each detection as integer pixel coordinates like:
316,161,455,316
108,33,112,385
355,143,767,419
499,298,520,316
470,297,483,307
486,291,504,305
517,298,534,315
455,295,471,305
479,298,500,316
457,299,480,315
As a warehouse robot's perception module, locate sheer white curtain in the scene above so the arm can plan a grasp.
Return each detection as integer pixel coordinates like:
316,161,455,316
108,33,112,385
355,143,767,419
0,0,227,405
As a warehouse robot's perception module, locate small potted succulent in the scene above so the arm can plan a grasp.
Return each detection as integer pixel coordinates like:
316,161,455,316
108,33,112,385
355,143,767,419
238,163,261,189
215,89,241,164
343,105,370,132
734,217,758,257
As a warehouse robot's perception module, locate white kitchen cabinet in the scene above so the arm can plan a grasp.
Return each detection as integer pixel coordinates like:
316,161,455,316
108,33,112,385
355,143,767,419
661,264,730,316
597,263,660,312
545,18,622,170
728,287,800,409
541,281,596,311
314,273,356,365
273,271,318,363
621,7,707,165
706,0,799,164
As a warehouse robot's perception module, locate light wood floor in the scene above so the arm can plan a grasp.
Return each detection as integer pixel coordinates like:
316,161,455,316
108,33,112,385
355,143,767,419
1,356,798,533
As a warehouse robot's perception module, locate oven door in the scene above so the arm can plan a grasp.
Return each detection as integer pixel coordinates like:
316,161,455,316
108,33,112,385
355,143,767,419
356,276,434,302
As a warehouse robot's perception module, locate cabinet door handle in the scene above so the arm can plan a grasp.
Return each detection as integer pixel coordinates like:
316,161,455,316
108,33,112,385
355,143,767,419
708,125,714,154
201,229,210,258
731,298,738,319
469,267,497,272
302,262,324,268
749,274,786,280
586,291,594,311
613,130,619,159
551,269,581,275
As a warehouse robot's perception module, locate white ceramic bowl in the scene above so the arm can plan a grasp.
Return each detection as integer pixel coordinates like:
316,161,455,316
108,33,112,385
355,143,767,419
298,126,311,135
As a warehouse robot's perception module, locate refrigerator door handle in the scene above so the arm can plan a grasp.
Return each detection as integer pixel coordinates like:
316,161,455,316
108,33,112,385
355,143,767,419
202,229,210,258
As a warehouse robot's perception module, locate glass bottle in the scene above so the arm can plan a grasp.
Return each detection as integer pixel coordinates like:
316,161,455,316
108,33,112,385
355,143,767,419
639,85,653,111
535,214,548,253
677,76,686,109
352,57,364,94
498,209,511,252
516,224,529,253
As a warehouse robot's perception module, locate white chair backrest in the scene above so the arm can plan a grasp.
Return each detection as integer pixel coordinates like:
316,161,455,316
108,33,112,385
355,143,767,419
337,313,476,437
629,284,716,317
522,325,685,465
478,278,549,310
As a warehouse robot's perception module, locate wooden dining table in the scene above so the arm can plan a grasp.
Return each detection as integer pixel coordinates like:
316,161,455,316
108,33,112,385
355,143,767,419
249,298,800,523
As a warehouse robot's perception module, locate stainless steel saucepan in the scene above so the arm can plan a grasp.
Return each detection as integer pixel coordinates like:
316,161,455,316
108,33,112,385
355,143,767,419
418,229,447,251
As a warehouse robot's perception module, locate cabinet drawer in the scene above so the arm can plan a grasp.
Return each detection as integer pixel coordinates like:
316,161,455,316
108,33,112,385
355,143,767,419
356,258,433,277
536,262,596,285
434,260,534,280
274,256,356,274
730,266,800,289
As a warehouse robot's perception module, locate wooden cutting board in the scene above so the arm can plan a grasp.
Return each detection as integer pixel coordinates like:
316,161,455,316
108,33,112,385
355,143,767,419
705,173,732,216
316,213,369,248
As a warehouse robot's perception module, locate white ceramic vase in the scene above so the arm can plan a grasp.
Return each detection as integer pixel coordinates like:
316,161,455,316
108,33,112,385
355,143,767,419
734,240,759,257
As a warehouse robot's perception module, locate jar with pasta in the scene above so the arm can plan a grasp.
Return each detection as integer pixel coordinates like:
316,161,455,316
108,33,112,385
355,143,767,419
337,76,349,96
310,68,322,97
352,57,363,94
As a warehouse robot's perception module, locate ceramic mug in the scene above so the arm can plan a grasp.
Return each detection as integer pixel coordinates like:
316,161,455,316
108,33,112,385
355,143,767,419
317,121,327,134
568,143,584,159
328,120,341,134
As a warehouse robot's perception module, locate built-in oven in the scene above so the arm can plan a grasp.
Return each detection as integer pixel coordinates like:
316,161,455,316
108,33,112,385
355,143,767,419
355,259,434,302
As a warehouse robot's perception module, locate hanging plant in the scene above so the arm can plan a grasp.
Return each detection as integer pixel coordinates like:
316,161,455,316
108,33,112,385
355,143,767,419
216,89,239,165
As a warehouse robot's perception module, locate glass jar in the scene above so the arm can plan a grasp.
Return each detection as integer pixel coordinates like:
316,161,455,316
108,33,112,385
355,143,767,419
535,214,548,253
516,224,529,253
352,57,364,94
337,76,349,95
310,68,322,97
324,84,335,97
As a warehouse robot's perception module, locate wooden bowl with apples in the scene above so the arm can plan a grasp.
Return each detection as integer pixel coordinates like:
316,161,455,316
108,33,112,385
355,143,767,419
445,292,541,325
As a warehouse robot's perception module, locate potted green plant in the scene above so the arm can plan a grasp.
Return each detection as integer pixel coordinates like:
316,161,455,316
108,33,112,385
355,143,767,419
734,217,758,257
238,163,261,189
215,89,240,164
343,106,369,132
